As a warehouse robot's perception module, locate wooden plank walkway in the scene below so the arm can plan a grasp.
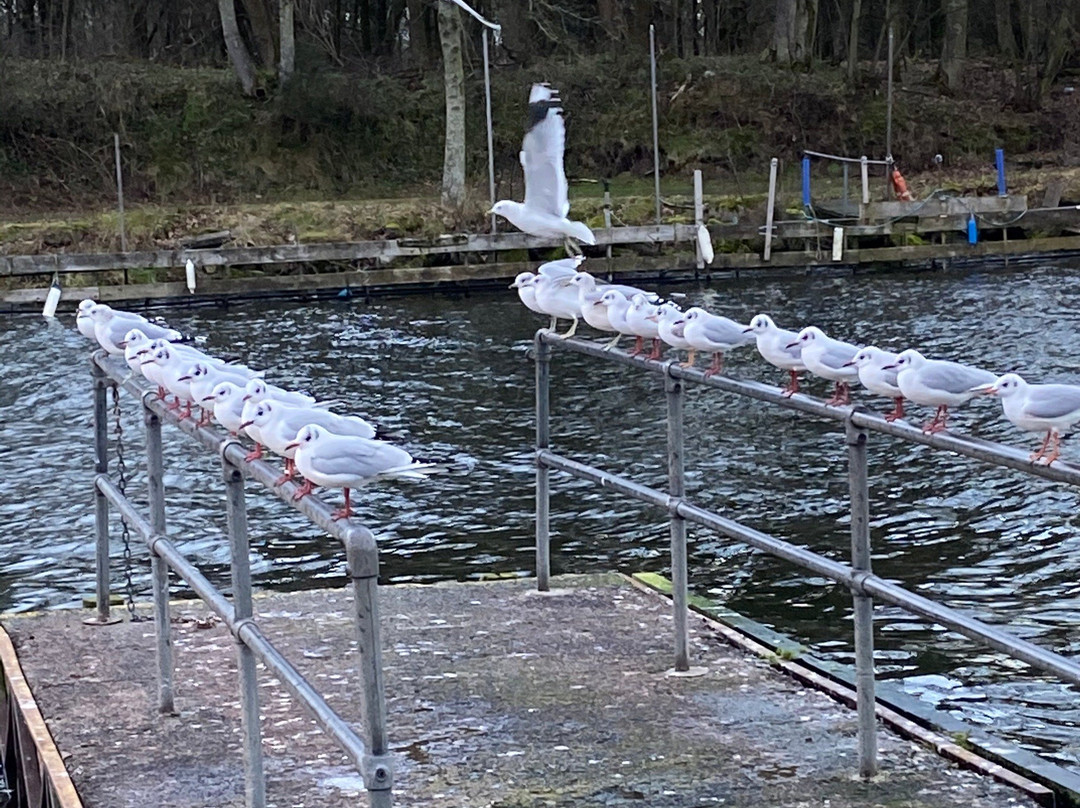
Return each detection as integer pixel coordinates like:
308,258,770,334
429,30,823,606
0,575,1048,807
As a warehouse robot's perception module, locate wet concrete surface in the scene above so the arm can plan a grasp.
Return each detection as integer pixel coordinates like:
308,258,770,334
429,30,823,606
2,574,1041,807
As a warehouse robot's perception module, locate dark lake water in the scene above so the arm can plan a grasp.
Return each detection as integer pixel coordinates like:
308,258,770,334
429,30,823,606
4,262,1080,771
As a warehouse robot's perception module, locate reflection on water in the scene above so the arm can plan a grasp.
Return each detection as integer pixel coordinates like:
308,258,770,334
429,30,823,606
4,263,1080,768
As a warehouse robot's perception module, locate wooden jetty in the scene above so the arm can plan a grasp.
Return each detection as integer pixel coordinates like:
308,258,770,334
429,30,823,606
0,574,1055,807
5,179,1080,311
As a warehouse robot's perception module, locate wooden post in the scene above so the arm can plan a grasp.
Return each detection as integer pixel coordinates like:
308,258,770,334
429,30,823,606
764,158,778,261
114,133,127,254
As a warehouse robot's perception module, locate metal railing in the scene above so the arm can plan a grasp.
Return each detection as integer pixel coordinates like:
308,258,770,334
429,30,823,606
533,331,1080,780
88,351,392,808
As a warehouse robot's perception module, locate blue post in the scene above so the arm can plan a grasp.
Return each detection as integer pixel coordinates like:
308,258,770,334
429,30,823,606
995,148,1006,196
802,156,811,208
967,214,978,245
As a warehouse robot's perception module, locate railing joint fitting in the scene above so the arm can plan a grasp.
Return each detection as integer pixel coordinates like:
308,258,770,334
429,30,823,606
232,616,258,643
850,570,874,597
361,754,394,791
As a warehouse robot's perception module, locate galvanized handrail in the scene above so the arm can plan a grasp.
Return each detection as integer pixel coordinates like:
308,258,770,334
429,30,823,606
89,351,392,808
534,329,1080,781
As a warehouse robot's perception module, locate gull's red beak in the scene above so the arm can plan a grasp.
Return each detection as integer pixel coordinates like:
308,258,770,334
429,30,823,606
201,395,216,402
284,442,299,451
238,420,253,429
178,375,191,382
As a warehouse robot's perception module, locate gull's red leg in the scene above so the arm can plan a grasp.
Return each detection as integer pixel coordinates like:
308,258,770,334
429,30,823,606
1030,430,1053,463
291,479,314,501
925,405,949,434
884,397,905,422
704,352,725,378
332,488,352,521
630,336,644,357
244,443,264,462
1043,432,1063,466
782,370,800,397
274,458,296,487
648,339,662,360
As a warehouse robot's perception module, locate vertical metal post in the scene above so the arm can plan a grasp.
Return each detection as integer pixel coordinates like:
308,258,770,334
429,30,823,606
842,162,849,212
764,157,778,261
603,181,613,271
846,419,878,778
223,457,266,808
801,156,811,208
345,533,393,808
665,367,690,672
535,333,552,592
885,25,894,165
113,133,127,253
145,404,175,714
649,24,662,224
693,169,704,271
89,360,113,625
995,148,1007,196
483,30,497,233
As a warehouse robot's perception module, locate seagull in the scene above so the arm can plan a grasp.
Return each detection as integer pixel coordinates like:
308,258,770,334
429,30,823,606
789,326,860,405
682,308,753,377
141,345,196,416
242,377,318,408
983,373,1080,464
91,304,181,355
567,271,657,304
287,424,443,521
183,363,257,425
239,399,378,485
744,314,806,396
598,290,636,351
76,299,100,339
847,346,905,422
654,303,692,364
204,382,247,435
886,349,996,433
625,293,662,359
533,273,582,337
489,83,596,254
509,257,585,320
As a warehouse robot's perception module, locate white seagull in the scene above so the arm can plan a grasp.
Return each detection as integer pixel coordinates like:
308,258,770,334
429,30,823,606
682,307,753,377
625,293,662,359
984,373,1080,465
744,314,807,396
654,303,692,363
489,84,596,254
76,299,100,339
789,326,860,405
204,382,247,434
847,346,905,422
533,273,582,337
287,424,443,521
886,349,996,433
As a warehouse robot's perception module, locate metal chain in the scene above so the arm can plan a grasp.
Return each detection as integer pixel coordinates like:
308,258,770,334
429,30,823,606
112,385,149,622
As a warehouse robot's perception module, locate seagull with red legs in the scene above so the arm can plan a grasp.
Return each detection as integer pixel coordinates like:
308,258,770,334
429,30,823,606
887,349,996,434
744,314,806,396
287,425,444,521
624,293,662,359
789,326,860,405
682,307,753,377
847,346,906,422
982,373,1080,465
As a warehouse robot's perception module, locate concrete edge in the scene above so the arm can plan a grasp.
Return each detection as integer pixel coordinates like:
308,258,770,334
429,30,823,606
0,623,85,808
625,572,1063,808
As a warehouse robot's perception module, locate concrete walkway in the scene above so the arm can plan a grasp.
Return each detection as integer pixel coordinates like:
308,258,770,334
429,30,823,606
2,574,1040,807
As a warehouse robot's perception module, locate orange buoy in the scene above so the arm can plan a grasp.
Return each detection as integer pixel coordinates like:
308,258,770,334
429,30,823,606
891,168,914,201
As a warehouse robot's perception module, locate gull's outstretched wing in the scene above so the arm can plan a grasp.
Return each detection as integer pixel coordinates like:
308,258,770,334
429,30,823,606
521,83,569,218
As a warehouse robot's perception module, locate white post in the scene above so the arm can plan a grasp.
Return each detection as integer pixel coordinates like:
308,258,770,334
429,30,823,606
832,226,844,261
693,170,704,270
483,29,497,233
764,157,778,261
860,155,870,221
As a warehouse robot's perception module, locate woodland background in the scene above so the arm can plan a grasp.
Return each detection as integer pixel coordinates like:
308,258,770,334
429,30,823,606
2,0,1080,223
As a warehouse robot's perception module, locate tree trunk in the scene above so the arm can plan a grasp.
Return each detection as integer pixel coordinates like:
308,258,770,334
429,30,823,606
218,0,258,95
239,0,276,67
939,0,967,92
438,0,466,208
772,0,815,67
279,0,294,85
846,0,861,78
994,0,1016,59
406,0,426,61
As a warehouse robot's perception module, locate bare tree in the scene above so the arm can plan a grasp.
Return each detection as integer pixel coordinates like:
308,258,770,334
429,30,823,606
939,0,967,92
438,0,466,208
847,0,861,79
280,0,295,84
218,0,258,95
772,0,818,67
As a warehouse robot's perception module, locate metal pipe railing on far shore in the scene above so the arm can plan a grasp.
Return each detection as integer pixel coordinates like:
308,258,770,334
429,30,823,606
89,351,392,808
533,330,1080,781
